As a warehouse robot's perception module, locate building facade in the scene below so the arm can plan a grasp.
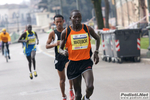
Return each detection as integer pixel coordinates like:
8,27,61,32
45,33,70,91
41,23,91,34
115,0,148,28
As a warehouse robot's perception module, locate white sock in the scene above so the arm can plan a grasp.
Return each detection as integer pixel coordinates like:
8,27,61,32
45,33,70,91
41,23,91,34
63,96,67,99
85,96,90,100
70,89,73,91
29,72,32,75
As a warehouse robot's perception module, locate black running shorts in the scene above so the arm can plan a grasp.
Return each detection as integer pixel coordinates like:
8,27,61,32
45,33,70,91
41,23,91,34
54,54,69,71
67,58,93,80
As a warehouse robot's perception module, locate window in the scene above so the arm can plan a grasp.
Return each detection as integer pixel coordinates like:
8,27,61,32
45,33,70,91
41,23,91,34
12,12,16,19
21,14,24,20
47,14,49,18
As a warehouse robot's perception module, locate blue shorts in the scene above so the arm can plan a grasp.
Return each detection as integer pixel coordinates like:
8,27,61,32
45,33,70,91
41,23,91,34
24,45,36,56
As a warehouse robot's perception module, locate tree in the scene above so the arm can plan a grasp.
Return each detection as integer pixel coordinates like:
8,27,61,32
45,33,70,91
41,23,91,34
38,0,48,10
91,0,104,29
125,0,130,25
104,0,109,28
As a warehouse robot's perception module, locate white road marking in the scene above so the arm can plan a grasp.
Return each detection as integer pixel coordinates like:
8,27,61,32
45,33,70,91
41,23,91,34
37,45,55,58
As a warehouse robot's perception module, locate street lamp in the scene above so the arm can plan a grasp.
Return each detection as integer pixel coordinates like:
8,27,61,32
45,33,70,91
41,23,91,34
92,8,95,18
5,14,8,31
16,13,19,32
76,0,80,10
27,13,31,25
59,0,63,15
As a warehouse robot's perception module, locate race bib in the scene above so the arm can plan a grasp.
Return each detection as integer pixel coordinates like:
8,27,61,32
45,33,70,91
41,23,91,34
28,35,36,44
71,33,89,50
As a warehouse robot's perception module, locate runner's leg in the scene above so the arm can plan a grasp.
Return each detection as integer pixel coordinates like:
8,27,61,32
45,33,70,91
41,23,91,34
31,51,36,70
65,61,73,90
26,55,32,72
72,75,82,100
57,69,66,97
82,70,94,99
65,61,75,99
69,80,73,89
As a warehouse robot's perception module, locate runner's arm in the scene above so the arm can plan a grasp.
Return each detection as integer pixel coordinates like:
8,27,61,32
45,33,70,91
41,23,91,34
18,32,27,43
88,26,100,64
59,29,68,56
46,31,58,49
35,32,39,45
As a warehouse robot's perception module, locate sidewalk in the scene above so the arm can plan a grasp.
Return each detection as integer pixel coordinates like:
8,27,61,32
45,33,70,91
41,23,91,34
92,44,150,64
140,49,150,64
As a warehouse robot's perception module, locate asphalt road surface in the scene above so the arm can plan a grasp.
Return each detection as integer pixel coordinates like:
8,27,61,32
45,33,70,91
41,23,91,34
0,33,150,100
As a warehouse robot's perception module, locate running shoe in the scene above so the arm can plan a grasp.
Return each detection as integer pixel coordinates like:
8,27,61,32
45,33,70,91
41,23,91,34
82,95,90,100
34,71,38,77
29,73,33,79
63,96,67,100
69,90,75,100
8,55,10,59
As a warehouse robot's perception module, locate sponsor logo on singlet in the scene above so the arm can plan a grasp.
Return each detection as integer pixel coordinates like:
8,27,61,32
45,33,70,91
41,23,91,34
28,35,36,45
71,33,89,50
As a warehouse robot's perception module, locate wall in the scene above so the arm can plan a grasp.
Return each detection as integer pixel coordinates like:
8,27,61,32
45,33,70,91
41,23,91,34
116,0,148,28
35,12,55,27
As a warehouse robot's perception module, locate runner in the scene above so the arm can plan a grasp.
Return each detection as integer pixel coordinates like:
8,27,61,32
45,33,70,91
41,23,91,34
59,10,100,100
0,28,11,59
18,25,39,80
46,14,74,100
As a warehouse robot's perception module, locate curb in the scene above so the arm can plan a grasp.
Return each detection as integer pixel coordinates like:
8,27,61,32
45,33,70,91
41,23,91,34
141,58,150,64
91,45,150,64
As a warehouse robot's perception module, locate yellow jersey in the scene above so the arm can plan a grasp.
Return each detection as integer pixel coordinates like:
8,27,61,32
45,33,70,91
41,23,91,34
0,32,11,42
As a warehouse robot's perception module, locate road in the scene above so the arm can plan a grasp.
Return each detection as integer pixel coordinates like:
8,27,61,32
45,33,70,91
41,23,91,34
0,33,150,100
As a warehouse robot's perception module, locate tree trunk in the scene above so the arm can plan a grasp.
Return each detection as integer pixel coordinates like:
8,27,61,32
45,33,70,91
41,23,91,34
104,0,109,28
125,0,130,25
91,0,104,29
120,0,124,26
139,0,147,21
114,0,118,26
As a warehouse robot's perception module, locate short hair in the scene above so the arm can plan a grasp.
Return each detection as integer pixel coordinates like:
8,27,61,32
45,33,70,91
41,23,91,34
27,24,32,28
70,10,80,17
53,14,64,21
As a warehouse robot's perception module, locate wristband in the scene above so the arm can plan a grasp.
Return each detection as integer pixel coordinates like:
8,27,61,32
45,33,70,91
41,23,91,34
94,50,99,54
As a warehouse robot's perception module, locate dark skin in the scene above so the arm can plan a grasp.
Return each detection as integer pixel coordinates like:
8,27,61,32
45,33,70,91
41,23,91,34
46,17,73,98
18,25,39,44
59,11,100,100
46,17,64,49
18,25,39,73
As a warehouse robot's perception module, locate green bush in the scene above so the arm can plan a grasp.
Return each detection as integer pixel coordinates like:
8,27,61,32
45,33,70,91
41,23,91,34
91,37,149,49
141,37,149,49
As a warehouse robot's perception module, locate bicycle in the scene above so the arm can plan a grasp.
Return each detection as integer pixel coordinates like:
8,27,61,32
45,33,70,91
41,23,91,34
3,43,9,62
